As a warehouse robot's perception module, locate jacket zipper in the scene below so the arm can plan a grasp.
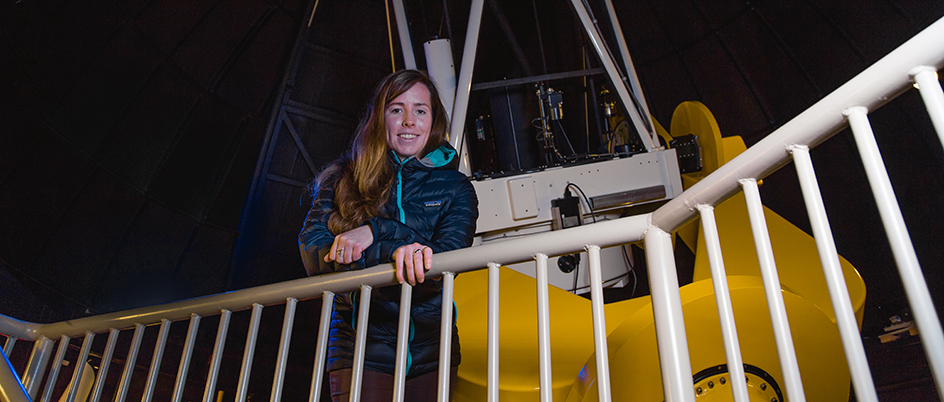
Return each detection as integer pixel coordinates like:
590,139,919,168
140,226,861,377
395,155,414,375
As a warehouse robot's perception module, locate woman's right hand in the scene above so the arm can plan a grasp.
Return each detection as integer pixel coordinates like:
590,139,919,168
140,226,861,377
393,243,433,286
324,225,373,265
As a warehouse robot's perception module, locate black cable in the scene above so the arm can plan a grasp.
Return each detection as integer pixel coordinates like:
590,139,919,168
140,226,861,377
572,259,579,294
565,182,597,223
621,244,638,299
555,120,577,156
569,272,631,294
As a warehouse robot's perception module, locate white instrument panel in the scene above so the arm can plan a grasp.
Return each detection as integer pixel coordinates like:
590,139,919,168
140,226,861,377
472,149,683,234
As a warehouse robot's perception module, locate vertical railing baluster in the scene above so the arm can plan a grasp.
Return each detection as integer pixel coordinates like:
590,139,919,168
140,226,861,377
587,245,614,402
790,145,879,401
309,292,335,402
172,314,202,402
911,67,944,146
437,273,456,402
202,309,231,402
697,204,750,402
236,304,263,402
393,282,413,402
643,228,694,402
142,319,172,402
534,253,553,402
350,285,372,402
89,328,120,402
114,324,145,402
64,332,94,402
3,337,14,356
486,262,500,402
740,178,807,402
39,335,70,402
271,298,297,402
22,336,53,399
845,106,944,396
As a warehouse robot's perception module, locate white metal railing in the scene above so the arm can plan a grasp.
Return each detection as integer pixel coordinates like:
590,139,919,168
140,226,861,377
2,15,944,402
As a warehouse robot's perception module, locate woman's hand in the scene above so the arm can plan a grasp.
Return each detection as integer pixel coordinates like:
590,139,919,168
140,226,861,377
393,243,433,285
324,225,373,265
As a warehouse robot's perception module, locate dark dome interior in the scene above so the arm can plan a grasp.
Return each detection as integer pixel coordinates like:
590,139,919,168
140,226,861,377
2,1,943,381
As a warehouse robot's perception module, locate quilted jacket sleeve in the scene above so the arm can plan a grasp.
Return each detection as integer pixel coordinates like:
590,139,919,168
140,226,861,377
366,176,478,265
298,183,366,276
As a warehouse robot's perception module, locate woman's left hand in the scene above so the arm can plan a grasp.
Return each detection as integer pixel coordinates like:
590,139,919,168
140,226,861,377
393,243,433,285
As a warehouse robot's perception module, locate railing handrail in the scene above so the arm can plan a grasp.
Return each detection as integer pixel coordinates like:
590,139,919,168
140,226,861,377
0,214,651,341
652,16,944,233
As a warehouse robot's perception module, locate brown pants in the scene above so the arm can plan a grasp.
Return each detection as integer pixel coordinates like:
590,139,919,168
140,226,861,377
328,367,458,402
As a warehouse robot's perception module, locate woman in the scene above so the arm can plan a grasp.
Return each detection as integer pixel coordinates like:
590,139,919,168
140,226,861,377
298,69,478,402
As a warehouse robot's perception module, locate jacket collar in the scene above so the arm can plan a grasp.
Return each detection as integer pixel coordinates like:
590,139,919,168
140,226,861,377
390,144,457,170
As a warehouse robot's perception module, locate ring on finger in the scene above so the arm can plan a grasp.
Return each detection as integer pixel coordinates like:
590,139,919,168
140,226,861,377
413,247,424,255
338,247,344,255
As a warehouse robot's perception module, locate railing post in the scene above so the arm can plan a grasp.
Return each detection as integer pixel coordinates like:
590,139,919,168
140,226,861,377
845,106,944,397
643,228,694,402
22,336,53,400
534,253,553,402
437,273,456,402
586,245,613,402
393,282,413,402
310,292,334,402
114,324,145,402
39,335,70,402
350,285,373,402
271,298,297,402
89,329,119,402
910,67,944,147
142,319,172,402
487,262,501,402
2,337,14,357
789,145,879,402
202,310,231,402
236,304,263,402
739,179,807,402
64,332,94,402
172,314,201,402
697,204,750,402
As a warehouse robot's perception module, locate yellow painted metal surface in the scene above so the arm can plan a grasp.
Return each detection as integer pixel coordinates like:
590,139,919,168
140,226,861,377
453,267,650,402
454,102,866,401
692,192,867,326
563,277,849,402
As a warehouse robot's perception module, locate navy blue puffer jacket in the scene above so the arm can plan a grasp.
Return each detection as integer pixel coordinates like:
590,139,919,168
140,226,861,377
298,144,478,377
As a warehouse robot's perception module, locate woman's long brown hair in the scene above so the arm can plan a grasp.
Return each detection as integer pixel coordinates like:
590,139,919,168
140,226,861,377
314,70,450,235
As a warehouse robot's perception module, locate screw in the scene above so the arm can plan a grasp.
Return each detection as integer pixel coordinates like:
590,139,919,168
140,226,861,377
761,383,767,391
708,381,714,389
696,387,703,395
720,377,727,385
772,398,778,402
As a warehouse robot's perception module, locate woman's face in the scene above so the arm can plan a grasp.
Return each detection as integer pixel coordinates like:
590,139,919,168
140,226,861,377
384,83,432,159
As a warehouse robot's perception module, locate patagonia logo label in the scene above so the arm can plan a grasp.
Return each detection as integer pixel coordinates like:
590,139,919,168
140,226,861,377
424,200,443,207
